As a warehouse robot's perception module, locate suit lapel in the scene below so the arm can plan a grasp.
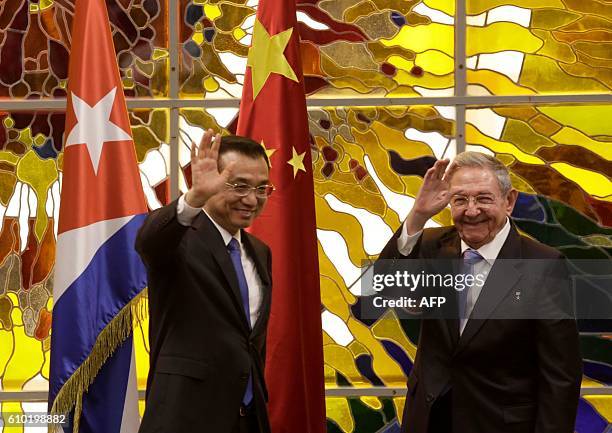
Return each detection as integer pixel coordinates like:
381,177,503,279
241,232,272,335
455,225,523,354
192,212,251,331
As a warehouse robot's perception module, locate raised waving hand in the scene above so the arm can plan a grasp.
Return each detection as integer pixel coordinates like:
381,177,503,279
405,159,455,234
184,129,234,208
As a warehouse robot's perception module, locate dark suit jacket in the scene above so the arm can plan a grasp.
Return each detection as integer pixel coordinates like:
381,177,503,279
378,223,582,433
135,200,272,433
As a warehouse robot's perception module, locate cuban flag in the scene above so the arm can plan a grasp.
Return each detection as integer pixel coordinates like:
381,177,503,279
48,0,148,432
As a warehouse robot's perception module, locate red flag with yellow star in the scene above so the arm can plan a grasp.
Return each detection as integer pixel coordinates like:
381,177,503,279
236,1,326,432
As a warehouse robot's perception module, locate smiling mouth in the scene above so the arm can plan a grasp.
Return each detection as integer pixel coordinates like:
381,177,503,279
464,220,486,226
234,209,255,217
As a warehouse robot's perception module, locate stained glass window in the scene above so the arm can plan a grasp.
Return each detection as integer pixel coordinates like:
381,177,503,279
466,104,611,224
179,0,455,98
466,0,612,95
0,0,169,98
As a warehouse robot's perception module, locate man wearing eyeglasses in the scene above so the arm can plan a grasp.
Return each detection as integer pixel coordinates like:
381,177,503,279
378,152,581,433
136,131,274,433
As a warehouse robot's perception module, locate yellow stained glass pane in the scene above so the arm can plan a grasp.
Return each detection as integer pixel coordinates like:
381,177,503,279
467,0,612,95
467,103,612,225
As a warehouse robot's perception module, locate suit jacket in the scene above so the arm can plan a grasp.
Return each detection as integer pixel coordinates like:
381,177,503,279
378,223,582,433
135,200,272,433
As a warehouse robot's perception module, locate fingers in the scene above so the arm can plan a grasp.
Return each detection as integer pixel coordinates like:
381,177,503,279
198,129,214,159
190,139,197,163
191,129,222,163
424,159,450,182
435,159,450,179
441,161,458,183
209,133,221,162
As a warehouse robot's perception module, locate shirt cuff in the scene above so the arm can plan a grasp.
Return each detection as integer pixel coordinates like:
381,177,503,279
397,221,423,256
176,194,202,226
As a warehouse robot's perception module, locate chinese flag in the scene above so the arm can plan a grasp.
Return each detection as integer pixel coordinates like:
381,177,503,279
236,0,326,432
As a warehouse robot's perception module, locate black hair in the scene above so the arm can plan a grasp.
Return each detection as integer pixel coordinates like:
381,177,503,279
219,135,270,168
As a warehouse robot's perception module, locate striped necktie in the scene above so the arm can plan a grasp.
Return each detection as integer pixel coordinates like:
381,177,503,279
459,248,484,334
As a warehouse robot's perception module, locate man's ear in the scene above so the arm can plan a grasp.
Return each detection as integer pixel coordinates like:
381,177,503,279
505,189,519,215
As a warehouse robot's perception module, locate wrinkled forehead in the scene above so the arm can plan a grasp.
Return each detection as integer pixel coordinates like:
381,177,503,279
449,166,502,196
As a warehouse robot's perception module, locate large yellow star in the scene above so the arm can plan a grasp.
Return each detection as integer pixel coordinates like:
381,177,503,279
260,140,276,166
247,19,298,100
287,147,306,178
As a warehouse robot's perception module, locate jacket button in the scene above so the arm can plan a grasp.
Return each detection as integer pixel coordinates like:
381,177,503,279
240,373,249,380
426,393,435,403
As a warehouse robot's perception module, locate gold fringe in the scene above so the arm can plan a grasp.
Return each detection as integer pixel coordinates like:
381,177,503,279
49,289,148,431
72,390,83,433
131,289,149,326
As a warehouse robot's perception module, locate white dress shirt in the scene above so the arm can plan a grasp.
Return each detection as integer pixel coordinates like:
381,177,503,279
176,194,263,326
397,217,512,333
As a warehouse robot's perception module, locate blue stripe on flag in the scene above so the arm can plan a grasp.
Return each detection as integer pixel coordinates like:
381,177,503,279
63,337,134,433
49,213,147,405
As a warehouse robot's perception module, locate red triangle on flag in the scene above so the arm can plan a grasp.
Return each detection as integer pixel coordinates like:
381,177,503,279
59,0,146,235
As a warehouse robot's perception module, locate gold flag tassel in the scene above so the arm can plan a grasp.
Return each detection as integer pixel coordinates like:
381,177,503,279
72,390,83,433
49,288,149,432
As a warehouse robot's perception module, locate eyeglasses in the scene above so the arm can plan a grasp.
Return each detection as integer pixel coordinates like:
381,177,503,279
450,194,497,208
225,182,275,198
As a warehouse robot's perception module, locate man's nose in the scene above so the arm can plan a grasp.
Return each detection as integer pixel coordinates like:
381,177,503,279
241,190,258,206
464,200,480,216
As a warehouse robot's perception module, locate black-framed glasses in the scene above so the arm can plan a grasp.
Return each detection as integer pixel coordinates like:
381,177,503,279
225,182,275,198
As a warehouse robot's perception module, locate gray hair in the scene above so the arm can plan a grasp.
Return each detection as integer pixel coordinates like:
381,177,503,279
451,151,513,195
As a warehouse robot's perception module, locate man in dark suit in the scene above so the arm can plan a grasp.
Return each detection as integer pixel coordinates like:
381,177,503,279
136,130,273,433
377,152,582,433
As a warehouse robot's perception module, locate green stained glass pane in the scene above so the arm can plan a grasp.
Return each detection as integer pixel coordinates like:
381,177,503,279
179,0,455,98
466,1,612,95
0,0,169,98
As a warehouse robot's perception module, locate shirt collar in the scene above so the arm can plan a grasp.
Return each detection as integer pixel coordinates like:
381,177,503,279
460,217,511,265
203,210,241,247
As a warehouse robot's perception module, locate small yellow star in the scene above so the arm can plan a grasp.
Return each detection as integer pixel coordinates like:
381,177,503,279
287,147,306,178
260,140,276,166
247,19,298,100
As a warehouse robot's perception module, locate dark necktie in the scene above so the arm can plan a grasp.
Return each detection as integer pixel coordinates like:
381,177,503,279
459,248,484,333
227,238,253,405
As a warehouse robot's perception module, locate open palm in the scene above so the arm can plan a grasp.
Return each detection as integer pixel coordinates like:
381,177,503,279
412,159,457,218
185,129,234,208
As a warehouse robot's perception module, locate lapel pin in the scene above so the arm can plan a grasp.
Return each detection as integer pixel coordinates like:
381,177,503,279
515,290,521,301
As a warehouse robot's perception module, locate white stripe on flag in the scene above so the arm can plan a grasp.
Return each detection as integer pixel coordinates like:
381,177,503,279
120,339,140,433
54,215,135,302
